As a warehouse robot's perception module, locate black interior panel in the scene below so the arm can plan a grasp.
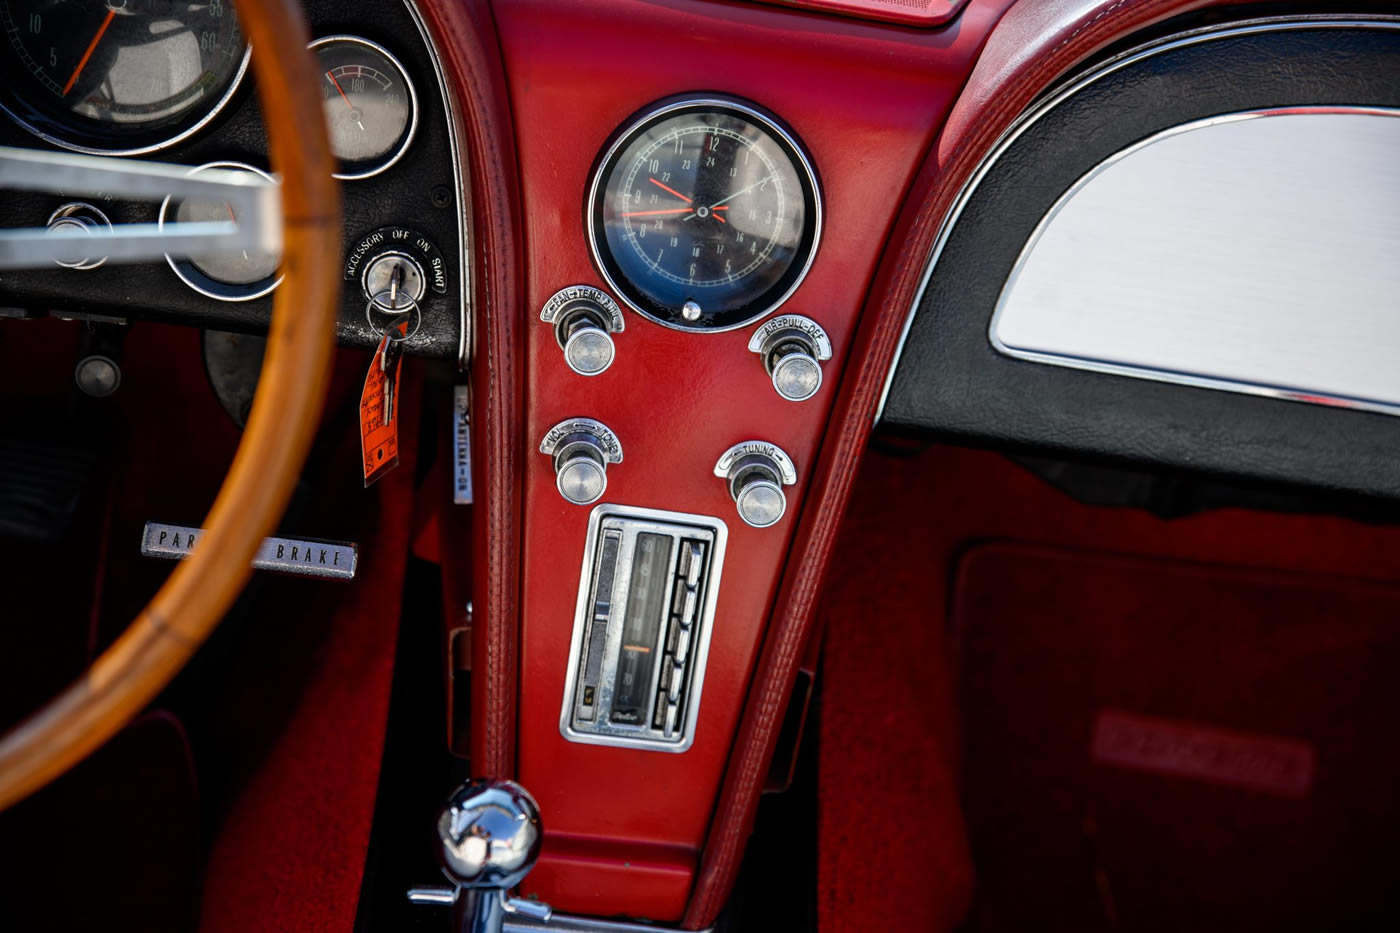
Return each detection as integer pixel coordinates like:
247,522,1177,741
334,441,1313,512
881,22,1400,498
0,0,462,359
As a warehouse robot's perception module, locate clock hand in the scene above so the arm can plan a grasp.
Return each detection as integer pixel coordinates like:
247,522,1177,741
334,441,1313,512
647,177,692,203
705,175,775,209
685,176,775,219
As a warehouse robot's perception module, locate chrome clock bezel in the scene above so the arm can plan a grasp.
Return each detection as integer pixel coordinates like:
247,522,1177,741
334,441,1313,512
586,95,823,334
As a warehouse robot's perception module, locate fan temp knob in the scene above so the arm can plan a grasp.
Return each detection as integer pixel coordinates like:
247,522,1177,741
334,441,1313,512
541,285,625,376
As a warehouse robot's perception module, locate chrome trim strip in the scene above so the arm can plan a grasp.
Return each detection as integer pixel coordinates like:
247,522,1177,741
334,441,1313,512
141,522,358,580
988,106,1400,416
504,913,711,933
0,44,252,157
402,0,472,369
585,95,822,334
309,35,421,181
0,148,278,269
873,16,1400,424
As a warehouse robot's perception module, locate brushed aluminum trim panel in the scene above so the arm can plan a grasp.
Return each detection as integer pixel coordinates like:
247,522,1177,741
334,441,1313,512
991,107,1400,414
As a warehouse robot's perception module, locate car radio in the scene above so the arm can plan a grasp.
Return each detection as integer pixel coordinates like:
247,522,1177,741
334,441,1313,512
560,504,728,752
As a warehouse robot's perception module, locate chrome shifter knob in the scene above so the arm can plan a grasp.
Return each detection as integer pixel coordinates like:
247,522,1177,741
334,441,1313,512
409,779,551,933
436,779,543,890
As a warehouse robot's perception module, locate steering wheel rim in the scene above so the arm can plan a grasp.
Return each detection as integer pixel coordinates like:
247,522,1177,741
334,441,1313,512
0,0,342,811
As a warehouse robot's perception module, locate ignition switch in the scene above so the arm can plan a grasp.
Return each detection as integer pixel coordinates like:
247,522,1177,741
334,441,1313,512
345,225,448,309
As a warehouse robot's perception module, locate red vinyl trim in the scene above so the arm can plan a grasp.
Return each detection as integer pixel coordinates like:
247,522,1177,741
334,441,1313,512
415,0,526,778
758,0,968,28
681,0,1239,925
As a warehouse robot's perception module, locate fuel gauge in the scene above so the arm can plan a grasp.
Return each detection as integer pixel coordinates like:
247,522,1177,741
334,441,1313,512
310,36,418,180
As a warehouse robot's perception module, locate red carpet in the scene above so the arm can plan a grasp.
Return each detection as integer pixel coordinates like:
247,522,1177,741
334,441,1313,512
0,711,202,932
817,444,1400,933
956,542,1400,932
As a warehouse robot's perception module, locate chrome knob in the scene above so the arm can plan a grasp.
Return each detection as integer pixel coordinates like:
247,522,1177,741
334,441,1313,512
406,779,552,933
714,441,798,529
541,285,625,376
748,315,833,402
561,317,615,376
46,202,112,270
436,779,543,890
540,418,623,506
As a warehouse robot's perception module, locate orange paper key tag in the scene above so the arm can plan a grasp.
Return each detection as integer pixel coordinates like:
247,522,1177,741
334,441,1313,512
360,323,407,487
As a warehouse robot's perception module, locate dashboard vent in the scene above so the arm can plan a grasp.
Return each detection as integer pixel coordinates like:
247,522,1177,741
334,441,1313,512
756,0,966,28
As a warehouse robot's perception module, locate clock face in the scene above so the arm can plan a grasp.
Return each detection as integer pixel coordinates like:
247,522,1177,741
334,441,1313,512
589,99,821,332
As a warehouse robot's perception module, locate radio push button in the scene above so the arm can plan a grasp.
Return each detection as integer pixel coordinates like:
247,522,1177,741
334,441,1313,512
539,418,623,506
714,441,798,528
748,314,833,402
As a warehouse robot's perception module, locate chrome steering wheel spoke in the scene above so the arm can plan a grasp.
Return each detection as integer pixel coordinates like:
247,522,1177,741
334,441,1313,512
0,146,281,269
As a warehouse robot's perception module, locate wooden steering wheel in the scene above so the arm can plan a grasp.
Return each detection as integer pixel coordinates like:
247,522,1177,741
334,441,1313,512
0,0,342,810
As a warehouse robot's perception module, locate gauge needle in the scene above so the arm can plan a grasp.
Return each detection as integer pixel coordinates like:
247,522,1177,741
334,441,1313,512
648,178,692,202
226,203,249,260
326,71,366,132
63,8,116,97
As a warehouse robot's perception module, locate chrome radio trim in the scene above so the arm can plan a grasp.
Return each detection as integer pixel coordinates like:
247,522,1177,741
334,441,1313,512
559,504,728,753
874,16,1400,424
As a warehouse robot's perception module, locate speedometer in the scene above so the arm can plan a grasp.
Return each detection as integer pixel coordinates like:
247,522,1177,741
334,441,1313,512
0,0,249,155
588,97,821,332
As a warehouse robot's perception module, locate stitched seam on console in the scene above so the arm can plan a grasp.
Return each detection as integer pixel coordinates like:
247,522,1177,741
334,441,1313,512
447,10,514,775
726,7,1195,907
691,0,1191,920
1052,0,1139,58
468,11,520,776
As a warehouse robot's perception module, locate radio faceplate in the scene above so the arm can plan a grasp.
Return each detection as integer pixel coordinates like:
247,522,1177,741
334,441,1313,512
560,504,728,752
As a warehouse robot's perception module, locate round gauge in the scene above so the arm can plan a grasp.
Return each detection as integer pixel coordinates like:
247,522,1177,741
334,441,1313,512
159,161,282,302
588,97,820,332
0,0,249,155
310,35,418,180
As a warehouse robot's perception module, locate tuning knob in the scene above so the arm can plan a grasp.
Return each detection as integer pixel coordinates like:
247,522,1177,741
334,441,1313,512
540,418,623,505
748,315,833,402
541,285,625,376
714,441,798,528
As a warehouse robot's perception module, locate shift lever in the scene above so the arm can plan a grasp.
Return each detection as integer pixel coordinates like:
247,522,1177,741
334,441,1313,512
407,779,552,932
